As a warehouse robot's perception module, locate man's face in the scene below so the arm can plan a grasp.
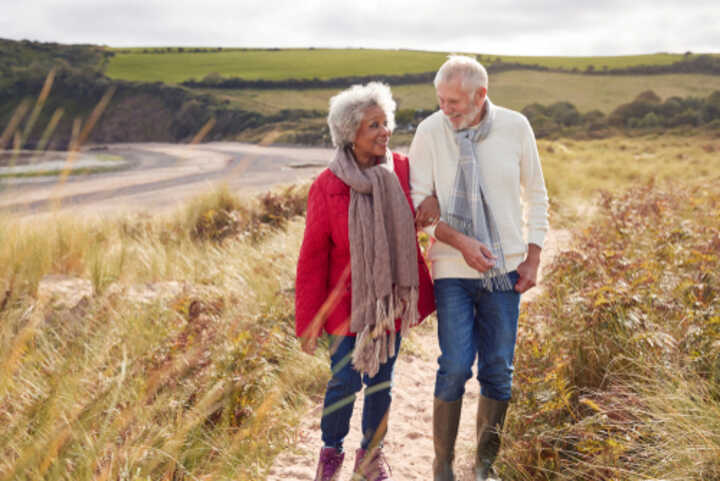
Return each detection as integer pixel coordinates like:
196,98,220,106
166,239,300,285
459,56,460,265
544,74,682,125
436,77,486,130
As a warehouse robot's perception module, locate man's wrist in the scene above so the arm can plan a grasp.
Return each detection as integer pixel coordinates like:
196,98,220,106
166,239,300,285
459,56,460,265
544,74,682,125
436,222,466,252
526,243,542,264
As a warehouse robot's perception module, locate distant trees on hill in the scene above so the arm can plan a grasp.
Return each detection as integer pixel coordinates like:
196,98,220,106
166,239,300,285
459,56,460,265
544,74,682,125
584,55,720,76
521,90,720,138
182,71,438,90
113,47,225,54
0,38,111,89
609,90,720,129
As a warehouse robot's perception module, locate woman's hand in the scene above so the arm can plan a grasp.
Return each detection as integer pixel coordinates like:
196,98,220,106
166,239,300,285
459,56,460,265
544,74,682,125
416,195,440,228
301,335,318,355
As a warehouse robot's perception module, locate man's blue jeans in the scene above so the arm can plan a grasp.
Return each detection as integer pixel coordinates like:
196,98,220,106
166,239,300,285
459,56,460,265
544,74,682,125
433,273,520,402
321,334,402,451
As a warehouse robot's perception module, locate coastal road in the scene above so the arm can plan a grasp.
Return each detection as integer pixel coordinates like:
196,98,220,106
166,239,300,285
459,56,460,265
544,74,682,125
0,142,331,217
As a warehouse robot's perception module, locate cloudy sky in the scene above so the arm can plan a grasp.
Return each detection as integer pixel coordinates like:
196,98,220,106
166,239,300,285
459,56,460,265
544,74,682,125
2,0,719,56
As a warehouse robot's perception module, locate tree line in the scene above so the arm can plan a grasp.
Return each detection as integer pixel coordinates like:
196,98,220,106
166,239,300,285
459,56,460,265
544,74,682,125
520,90,720,139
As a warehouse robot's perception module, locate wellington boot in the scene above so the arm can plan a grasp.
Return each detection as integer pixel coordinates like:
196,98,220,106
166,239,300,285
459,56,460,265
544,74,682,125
432,397,462,481
474,395,509,481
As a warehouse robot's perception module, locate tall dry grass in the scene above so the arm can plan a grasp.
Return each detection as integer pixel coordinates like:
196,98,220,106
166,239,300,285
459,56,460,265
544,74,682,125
2,68,328,480
538,134,720,226
0,184,327,481
499,179,720,480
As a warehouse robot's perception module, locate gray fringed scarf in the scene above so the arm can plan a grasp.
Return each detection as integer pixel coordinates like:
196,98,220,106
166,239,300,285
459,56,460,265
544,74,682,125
445,98,513,291
329,146,419,377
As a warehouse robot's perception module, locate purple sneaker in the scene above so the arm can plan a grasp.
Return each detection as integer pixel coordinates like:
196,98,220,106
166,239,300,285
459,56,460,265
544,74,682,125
352,447,393,481
314,446,344,481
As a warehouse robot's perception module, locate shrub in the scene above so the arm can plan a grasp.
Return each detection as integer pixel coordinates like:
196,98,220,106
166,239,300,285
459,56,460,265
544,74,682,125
202,71,224,85
548,101,582,127
503,180,720,480
187,185,309,243
666,108,701,127
634,89,662,104
637,111,660,128
583,110,607,131
528,113,560,138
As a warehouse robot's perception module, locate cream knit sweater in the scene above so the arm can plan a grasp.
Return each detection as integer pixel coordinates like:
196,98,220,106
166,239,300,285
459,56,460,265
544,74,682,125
409,107,549,280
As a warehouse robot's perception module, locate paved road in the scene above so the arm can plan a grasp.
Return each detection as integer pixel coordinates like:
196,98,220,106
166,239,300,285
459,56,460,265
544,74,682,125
0,142,330,217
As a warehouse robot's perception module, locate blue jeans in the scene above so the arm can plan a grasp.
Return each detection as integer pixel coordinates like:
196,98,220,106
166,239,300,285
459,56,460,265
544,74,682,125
433,273,520,402
321,334,402,451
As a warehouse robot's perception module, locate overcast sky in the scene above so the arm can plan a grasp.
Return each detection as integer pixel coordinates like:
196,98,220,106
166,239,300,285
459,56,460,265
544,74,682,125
2,0,719,56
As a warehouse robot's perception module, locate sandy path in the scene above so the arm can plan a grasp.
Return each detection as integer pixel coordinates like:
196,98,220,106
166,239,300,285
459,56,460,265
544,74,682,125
267,227,570,481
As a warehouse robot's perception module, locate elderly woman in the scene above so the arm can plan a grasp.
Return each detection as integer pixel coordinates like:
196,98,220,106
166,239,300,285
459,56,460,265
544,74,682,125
295,82,435,481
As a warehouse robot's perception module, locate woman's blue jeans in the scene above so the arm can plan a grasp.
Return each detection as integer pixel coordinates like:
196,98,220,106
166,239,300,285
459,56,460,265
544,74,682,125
433,273,520,402
321,334,401,451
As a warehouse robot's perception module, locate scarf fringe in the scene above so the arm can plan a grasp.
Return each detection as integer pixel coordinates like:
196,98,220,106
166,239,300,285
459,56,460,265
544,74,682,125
351,286,419,377
480,268,514,292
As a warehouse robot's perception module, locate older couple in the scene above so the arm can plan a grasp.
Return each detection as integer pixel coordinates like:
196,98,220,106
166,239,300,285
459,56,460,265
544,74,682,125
295,56,549,481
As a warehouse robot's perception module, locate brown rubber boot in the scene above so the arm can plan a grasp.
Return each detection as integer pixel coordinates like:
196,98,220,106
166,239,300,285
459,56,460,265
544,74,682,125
474,395,509,481
432,397,463,481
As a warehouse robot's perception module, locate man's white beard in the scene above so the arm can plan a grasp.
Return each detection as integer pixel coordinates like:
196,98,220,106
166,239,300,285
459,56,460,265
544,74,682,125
453,102,484,130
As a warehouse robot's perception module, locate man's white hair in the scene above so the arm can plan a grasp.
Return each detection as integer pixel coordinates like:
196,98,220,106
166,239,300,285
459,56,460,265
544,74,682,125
434,55,488,93
327,82,396,148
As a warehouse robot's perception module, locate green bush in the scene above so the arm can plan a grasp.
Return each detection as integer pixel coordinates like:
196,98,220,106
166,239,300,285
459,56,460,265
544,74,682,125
548,101,582,126
637,111,660,128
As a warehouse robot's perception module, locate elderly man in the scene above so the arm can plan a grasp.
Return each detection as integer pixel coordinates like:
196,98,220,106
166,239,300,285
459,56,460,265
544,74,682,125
410,55,549,480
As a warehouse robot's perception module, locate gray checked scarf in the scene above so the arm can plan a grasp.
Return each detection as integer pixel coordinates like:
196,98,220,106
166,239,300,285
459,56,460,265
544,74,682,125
445,98,513,291
329,146,419,377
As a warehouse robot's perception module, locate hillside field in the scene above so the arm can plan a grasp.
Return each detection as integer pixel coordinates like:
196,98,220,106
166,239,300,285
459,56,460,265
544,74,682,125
105,48,695,84
105,48,450,83
193,71,720,115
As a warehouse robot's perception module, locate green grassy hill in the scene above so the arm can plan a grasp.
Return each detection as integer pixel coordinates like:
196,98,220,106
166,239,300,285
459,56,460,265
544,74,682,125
105,48,695,84
4,39,720,148
194,71,720,115
105,48,450,84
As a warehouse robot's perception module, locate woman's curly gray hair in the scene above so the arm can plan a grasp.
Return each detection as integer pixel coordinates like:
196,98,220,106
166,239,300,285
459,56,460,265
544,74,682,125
327,82,396,148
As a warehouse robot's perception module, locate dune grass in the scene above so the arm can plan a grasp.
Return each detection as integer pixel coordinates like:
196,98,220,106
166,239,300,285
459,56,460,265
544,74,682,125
105,48,694,84
538,134,720,226
501,178,720,480
0,185,331,481
193,72,720,116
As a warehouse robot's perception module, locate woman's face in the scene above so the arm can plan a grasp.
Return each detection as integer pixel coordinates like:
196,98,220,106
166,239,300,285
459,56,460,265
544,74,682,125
353,105,390,165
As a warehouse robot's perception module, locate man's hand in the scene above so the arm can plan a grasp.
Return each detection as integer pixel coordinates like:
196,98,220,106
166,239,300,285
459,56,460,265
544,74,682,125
434,222,496,273
514,244,542,293
458,235,497,273
415,196,440,228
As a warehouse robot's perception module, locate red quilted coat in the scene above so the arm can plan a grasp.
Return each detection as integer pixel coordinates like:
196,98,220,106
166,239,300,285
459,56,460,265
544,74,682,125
295,152,435,338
